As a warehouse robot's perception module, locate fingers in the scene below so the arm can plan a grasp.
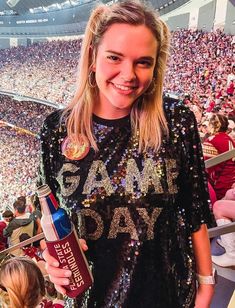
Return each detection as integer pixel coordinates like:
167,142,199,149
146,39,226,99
43,247,72,280
48,271,70,289
54,284,67,296
79,239,88,251
42,248,59,267
42,238,88,295
46,262,71,278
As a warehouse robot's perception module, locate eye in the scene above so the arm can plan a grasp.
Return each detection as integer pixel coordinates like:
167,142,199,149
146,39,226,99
137,59,153,68
107,55,120,62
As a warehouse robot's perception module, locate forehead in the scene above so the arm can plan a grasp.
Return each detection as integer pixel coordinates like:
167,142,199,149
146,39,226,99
98,23,158,57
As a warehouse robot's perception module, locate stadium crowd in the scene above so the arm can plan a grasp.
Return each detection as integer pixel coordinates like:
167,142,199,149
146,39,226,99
0,29,233,107
0,29,234,272
0,39,82,104
0,96,54,210
0,127,40,210
0,95,55,133
0,29,234,209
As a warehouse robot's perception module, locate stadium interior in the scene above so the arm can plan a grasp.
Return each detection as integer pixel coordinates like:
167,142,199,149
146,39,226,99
0,0,235,307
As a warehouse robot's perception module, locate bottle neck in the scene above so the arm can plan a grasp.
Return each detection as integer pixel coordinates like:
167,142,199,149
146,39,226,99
41,193,59,215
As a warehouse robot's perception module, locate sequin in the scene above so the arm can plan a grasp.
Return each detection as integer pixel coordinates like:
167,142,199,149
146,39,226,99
136,208,162,240
80,209,104,240
165,159,178,194
125,158,164,194
83,160,114,196
37,100,214,308
57,163,80,197
108,207,139,240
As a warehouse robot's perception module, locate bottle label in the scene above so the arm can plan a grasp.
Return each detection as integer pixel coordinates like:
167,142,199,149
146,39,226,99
46,227,93,298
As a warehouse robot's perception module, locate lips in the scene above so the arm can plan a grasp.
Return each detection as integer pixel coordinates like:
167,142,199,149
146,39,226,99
111,82,137,94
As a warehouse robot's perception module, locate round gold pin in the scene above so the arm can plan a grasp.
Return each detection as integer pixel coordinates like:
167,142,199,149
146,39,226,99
61,134,90,160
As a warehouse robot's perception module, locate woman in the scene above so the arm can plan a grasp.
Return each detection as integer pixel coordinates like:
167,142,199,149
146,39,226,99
39,1,214,307
0,257,45,308
203,114,235,200
0,256,64,308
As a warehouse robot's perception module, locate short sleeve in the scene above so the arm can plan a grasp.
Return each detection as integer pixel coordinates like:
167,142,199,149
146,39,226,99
177,106,214,231
37,111,62,197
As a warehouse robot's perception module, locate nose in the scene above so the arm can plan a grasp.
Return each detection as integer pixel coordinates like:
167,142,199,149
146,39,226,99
120,62,136,82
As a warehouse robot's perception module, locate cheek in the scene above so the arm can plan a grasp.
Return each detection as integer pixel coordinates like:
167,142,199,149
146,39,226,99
95,64,115,81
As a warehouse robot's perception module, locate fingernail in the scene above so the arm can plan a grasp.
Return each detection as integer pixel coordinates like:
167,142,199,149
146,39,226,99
63,279,70,285
65,271,72,277
52,261,59,267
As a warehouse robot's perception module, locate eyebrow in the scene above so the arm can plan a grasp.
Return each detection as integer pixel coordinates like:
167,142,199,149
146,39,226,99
106,50,155,62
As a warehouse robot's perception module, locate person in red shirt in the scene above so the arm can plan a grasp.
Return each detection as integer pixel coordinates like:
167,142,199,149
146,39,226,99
0,210,13,252
227,80,234,96
203,114,235,199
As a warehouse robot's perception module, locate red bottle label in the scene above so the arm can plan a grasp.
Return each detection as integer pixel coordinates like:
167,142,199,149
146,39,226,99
46,228,93,298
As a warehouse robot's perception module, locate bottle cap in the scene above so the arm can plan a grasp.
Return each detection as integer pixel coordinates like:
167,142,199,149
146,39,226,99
37,184,51,198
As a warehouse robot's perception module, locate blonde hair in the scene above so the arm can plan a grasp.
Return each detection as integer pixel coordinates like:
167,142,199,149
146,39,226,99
64,0,170,152
0,257,45,308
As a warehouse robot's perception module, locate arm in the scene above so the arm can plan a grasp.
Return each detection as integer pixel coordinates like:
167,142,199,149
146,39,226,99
37,111,61,196
35,217,43,235
175,105,215,307
192,224,214,308
3,220,17,237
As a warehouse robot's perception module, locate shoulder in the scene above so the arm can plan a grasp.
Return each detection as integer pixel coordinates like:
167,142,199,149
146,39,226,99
163,96,196,129
39,109,66,141
41,109,64,131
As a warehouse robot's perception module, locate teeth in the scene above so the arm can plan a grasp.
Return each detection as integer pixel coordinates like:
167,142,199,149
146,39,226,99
114,84,132,91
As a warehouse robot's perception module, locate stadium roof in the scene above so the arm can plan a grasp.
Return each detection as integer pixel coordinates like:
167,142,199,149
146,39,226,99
0,0,190,16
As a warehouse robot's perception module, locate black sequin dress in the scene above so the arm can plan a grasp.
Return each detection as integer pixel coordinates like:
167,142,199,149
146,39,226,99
38,98,213,308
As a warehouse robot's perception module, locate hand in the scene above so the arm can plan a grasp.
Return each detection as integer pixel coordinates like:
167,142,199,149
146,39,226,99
194,284,214,308
42,239,88,295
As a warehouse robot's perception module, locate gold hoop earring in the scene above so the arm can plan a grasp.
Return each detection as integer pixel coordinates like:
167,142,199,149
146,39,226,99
88,71,96,88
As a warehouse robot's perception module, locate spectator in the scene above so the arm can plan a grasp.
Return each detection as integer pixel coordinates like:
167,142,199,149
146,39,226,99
211,186,235,267
0,256,64,308
28,194,42,247
203,114,235,199
0,210,13,252
3,199,34,256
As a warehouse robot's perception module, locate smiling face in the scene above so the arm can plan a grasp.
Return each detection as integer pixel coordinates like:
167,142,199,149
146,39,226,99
92,23,158,119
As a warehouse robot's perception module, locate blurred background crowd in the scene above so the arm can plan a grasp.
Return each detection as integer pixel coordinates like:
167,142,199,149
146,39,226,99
0,28,234,267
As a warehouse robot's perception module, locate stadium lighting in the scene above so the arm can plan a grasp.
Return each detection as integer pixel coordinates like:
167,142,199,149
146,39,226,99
6,0,20,8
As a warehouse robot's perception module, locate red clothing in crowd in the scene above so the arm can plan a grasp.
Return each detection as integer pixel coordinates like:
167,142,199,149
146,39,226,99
227,80,234,96
0,221,7,251
203,132,235,199
206,100,215,112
